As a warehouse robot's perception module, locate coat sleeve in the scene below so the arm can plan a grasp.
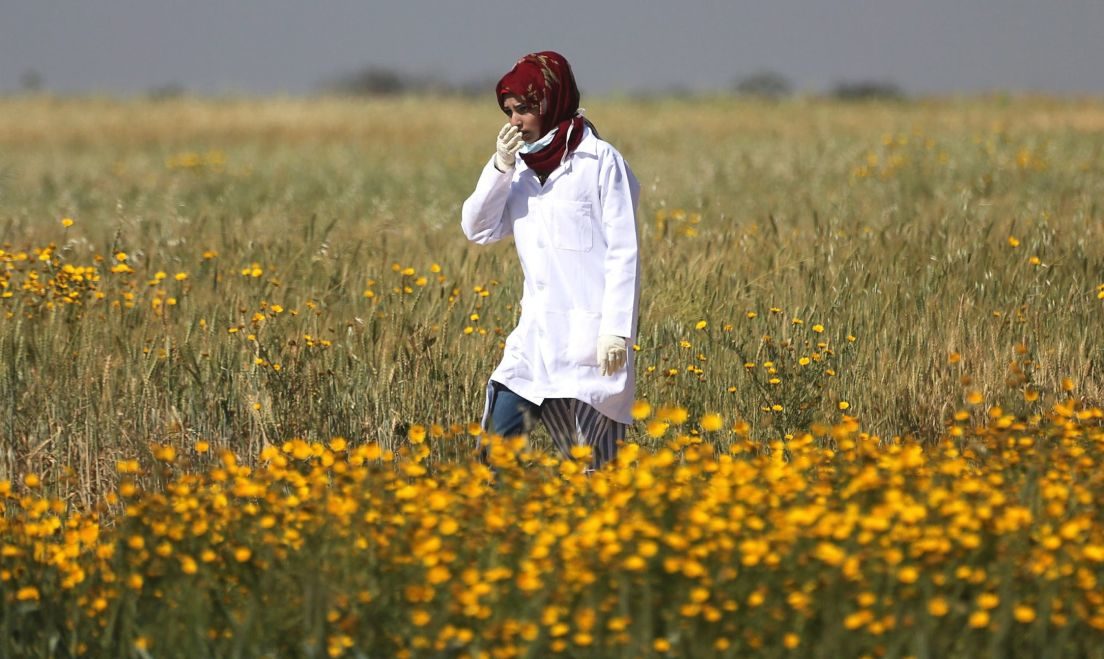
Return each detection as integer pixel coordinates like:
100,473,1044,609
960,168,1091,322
461,158,515,245
597,150,641,340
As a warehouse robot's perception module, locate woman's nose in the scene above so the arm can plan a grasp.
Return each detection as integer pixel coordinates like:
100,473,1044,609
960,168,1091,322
509,114,523,128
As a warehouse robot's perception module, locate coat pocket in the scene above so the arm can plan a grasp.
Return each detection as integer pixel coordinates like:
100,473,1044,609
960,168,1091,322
564,309,601,367
547,200,594,252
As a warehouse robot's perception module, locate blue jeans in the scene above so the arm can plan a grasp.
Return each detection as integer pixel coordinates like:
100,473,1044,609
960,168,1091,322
481,381,626,469
488,382,539,439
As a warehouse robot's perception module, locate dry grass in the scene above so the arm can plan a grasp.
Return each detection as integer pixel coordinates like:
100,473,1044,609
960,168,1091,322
1,94,1102,501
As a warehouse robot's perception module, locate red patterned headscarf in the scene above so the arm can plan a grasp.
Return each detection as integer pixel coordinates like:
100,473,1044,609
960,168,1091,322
496,51,590,178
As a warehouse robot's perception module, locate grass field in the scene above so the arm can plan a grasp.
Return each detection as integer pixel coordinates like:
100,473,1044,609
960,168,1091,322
1,94,1103,656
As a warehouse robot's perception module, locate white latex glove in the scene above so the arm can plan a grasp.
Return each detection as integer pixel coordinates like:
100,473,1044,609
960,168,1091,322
597,335,628,376
494,123,524,171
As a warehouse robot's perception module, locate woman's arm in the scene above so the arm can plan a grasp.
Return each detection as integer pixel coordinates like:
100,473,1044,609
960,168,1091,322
597,150,641,340
461,158,515,245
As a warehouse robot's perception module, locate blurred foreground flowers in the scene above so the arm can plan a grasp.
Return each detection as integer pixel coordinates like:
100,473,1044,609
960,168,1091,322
3,401,1104,657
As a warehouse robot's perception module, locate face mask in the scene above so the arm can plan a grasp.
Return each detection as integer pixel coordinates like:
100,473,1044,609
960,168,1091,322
519,127,557,155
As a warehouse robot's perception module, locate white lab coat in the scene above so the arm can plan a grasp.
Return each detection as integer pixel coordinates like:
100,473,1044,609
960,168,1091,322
461,127,641,424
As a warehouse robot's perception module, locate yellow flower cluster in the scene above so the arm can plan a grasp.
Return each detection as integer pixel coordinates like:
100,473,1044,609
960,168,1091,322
0,241,204,316
2,401,1103,656
165,149,227,172
653,208,701,240
0,244,104,311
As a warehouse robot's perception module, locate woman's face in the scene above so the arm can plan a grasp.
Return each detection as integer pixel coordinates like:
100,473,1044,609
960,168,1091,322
502,96,543,144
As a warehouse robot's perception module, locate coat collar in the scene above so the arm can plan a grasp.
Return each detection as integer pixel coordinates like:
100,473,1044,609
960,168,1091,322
517,126,598,178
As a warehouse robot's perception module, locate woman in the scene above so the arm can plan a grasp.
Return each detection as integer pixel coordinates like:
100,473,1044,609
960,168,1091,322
461,51,641,470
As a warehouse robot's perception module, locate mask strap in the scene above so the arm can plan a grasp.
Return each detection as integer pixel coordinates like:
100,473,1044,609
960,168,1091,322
560,109,586,169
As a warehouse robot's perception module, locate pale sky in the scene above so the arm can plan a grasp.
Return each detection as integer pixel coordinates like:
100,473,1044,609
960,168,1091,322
3,0,1103,97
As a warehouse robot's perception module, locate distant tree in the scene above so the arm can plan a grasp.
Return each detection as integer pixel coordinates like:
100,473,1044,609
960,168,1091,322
454,75,501,98
734,71,792,99
327,67,409,96
321,67,509,97
830,79,905,101
20,70,43,92
147,83,186,100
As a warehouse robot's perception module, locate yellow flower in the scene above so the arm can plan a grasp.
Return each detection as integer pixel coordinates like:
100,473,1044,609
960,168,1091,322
978,593,999,610
928,597,949,617
695,320,708,330
813,542,845,566
631,400,652,420
569,445,593,461
16,586,40,602
838,401,850,411
1084,545,1104,562
1007,236,1020,247
843,611,871,629
897,565,918,583
1013,604,1036,623
23,473,40,488
408,425,427,444
61,217,74,228
969,610,990,628
180,555,198,574
656,406,688,424
700,413,723,432
427,565,450,584
812,324,824,333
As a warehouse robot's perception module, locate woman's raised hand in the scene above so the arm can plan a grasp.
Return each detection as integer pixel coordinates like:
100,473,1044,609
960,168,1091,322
495,123,524,171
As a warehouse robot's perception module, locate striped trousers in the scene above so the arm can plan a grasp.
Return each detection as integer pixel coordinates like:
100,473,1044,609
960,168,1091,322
480,380,625,470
